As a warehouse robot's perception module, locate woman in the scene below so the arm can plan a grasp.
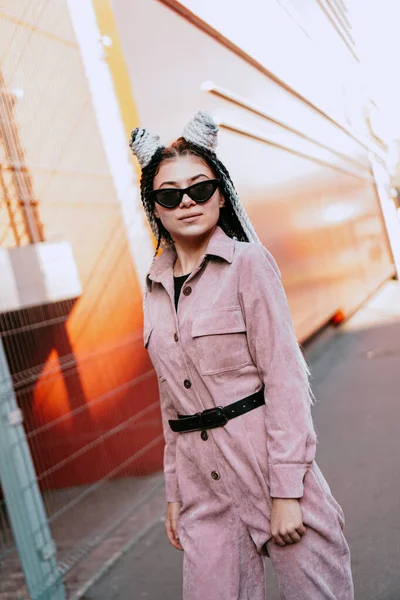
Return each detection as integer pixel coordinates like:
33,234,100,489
130,111,354,600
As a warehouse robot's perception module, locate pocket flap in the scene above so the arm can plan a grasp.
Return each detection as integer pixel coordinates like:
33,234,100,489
192,309,246,338
143,325,153,348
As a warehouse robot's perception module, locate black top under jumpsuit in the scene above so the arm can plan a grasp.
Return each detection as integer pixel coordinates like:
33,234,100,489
173,273,190,311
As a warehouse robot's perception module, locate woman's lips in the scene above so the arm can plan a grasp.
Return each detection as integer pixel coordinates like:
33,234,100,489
180,214,202,222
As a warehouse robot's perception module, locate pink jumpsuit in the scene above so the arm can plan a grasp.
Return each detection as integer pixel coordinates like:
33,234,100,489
144,225,354,600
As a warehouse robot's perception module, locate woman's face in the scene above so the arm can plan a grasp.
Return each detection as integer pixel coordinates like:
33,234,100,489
152,155,224,243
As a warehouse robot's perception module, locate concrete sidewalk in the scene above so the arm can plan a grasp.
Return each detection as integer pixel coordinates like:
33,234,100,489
85,281,400,600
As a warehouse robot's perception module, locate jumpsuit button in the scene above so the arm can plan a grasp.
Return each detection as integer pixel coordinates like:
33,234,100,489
183,286,192,296
174,333,179,342
183,379,192,389
201,430,208,441
211,471,220,481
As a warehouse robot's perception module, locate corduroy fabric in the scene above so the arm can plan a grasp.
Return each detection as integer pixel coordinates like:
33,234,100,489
144,225,354,599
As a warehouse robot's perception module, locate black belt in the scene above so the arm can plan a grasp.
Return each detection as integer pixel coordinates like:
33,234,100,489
169,386,265,433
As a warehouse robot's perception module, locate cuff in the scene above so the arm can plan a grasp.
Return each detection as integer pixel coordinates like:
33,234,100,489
269,464,308,499
165,474,181,503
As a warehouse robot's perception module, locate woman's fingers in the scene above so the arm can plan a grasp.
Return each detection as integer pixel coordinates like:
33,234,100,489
171,513,184,551
288,530,301,543
273,526,306,546
281,533,294,544
170,510,179,538
173,539,184,551
272,534,287,546
270,498,306,546
165,516,183,550
165,503,184,551
296,523,307,536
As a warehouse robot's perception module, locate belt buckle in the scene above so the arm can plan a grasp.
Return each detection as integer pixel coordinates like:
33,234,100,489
199,406,228,430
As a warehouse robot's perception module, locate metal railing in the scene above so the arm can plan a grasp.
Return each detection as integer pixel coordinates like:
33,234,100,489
0,2,163,597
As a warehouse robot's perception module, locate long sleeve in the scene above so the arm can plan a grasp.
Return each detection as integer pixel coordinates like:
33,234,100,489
238,244,317,499
159,381,182,503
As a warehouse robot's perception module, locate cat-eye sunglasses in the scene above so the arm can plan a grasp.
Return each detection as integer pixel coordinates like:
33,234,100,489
148,179,220,209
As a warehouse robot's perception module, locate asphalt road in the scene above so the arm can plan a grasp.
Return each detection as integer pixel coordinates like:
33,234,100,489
86,282,400,600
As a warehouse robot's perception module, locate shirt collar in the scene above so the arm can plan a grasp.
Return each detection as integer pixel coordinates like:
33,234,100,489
146,225,235,285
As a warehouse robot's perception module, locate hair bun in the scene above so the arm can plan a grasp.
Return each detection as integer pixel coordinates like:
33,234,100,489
182,110,219,152
129,127,162,168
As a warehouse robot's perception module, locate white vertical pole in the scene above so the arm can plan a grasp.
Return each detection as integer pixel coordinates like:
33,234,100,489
66,0,154,292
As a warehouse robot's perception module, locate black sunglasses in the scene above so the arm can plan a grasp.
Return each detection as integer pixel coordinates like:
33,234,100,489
148,179,220,209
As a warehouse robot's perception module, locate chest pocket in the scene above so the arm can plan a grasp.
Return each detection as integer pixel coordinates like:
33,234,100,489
191,308,253,375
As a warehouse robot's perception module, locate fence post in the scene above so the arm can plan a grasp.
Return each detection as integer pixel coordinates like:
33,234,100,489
0,340,66,600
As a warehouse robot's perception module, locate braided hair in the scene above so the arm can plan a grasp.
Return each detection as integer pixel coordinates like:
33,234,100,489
140,138,260,263
130,113,314,404
130,111,261,273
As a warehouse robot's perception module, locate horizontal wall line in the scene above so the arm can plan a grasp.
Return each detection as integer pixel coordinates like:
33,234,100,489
35,401,161,482
160,0,385,159
6,331,144,392
218,119,372,181
329,0,351,27
25,369,155,439
0,11,78,48
203,80,368,170
0,161,111,179
44,434,164,525
317,0,356,57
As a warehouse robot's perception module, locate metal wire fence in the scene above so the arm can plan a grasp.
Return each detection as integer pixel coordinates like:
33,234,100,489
0,2,163,597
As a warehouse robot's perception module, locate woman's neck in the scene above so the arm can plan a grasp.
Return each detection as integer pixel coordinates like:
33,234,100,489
173,226,216,276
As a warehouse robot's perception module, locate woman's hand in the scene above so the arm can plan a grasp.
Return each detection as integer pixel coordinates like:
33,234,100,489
165,502,184,551
270,498,306,546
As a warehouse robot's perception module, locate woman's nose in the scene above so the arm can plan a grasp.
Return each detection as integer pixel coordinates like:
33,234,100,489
180,193,196,207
